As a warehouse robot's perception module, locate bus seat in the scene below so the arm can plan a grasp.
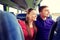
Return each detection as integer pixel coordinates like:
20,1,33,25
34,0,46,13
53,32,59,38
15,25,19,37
0,10,24,40
16,14,26,21
10,12,15,15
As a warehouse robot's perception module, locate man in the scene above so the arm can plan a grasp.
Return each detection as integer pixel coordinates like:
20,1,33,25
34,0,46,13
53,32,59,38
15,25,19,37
35,6,55,40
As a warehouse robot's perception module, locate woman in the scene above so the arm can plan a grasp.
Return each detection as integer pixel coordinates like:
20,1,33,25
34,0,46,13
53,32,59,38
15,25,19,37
18,8,37,40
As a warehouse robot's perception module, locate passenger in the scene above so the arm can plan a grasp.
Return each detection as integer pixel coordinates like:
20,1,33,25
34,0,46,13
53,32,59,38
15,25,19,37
18,8,37,40
35,6,55,40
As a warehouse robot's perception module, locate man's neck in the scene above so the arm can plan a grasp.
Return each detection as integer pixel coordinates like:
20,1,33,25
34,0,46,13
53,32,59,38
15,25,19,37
40,15,47,20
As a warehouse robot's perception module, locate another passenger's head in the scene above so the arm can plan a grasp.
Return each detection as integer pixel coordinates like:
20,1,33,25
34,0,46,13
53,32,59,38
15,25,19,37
26,8,37,21
39,6,50,17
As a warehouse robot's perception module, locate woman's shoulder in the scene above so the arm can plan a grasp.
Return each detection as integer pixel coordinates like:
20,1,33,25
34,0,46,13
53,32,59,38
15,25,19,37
18,20,24,23
18,20,26,29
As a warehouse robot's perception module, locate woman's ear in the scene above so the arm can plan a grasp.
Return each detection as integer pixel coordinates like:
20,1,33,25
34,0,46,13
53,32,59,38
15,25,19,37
26,14,29,20
26,14,28,18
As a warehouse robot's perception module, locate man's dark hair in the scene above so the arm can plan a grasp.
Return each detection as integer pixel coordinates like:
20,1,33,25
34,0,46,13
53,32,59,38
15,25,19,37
39,6,48,12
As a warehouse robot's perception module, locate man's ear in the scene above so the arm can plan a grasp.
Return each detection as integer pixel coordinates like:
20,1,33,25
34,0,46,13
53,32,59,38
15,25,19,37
39,12,41,14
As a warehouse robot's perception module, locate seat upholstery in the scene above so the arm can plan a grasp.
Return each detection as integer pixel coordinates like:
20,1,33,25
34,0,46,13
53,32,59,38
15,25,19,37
0,10,24,40
16,14,26,21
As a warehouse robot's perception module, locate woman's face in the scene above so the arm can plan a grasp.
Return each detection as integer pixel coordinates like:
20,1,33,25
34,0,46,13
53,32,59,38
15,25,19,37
27,10,37,21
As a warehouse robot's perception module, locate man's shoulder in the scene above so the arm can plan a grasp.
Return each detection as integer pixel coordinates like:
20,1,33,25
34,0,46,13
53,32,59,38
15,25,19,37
47,18,55,24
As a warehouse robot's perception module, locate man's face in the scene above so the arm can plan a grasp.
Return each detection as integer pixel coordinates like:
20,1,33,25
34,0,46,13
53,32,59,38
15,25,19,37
40,7,50,17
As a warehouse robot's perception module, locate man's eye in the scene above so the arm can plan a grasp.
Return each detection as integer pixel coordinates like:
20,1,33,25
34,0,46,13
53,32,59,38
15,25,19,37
46,10,48,11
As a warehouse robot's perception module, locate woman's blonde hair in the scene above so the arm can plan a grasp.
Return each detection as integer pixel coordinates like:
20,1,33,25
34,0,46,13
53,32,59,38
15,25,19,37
25,8,37,39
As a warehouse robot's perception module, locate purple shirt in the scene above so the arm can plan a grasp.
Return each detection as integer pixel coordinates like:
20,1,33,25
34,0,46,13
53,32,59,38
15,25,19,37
35,16,55,40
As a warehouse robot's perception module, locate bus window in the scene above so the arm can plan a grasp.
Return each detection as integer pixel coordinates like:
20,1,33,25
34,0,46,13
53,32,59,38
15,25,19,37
22,11,26,14
0,4,4,11
19,10,26,14
9,7,17,15
19,10,21,14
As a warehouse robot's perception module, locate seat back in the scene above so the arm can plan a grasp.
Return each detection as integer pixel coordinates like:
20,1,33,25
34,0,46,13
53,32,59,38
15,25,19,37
16,14,26,21
0,10,24,40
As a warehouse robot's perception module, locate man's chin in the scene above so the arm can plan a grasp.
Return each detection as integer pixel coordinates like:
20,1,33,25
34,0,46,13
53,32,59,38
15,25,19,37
34,19,37,21
45,15,49,17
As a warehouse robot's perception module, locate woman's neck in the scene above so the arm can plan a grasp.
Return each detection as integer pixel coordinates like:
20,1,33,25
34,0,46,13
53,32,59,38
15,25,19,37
28,20,33,28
